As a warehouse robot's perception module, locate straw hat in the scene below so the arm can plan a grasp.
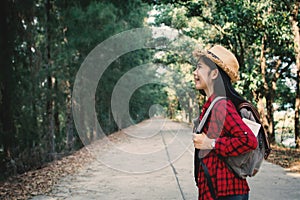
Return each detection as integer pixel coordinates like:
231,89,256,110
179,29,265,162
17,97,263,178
195,45,240,82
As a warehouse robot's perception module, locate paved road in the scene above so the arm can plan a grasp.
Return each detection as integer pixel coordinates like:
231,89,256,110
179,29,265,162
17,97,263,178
31,118,300,200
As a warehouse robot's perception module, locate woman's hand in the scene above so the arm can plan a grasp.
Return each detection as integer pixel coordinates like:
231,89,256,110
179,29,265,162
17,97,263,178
193,133,215,150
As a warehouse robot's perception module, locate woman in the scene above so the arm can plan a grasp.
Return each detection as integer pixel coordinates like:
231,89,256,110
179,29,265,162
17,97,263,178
192,45,258,200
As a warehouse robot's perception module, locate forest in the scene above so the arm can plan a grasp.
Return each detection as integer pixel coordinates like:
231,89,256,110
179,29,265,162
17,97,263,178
0,0,299,183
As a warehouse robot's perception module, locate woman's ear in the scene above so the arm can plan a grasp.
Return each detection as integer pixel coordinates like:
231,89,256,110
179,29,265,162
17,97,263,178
211,68,219,80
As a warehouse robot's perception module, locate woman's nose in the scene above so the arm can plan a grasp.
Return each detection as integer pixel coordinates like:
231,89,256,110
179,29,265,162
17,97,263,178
193,69,197,75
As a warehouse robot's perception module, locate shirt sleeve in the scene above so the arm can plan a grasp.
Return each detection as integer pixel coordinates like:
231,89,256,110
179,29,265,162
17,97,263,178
213,99,258,157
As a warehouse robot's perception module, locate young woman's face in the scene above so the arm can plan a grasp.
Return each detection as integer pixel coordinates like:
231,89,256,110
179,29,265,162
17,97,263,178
193,57,216,94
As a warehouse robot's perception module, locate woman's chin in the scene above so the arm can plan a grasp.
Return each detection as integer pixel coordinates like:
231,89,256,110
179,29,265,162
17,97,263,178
194,84,202,90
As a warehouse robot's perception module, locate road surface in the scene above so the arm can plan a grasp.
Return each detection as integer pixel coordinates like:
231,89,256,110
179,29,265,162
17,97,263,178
31,118,300,200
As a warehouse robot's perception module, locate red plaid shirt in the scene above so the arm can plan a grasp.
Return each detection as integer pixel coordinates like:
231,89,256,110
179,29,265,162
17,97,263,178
195,95,258,200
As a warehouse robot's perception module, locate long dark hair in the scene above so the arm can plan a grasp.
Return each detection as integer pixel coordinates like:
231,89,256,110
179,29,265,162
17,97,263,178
198,55,247,109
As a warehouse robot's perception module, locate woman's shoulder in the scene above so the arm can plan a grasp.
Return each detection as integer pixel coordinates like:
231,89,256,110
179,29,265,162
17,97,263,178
214,97,235,110
215,97,234,106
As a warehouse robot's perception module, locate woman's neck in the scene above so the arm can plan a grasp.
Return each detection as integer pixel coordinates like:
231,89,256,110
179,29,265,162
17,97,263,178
204,89,214,98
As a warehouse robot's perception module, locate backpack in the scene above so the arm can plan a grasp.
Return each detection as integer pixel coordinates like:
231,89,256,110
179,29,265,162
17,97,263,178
193,96,271,181
222,101,271,178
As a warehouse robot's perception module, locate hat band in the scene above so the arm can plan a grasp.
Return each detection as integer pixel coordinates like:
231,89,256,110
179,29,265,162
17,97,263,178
207,51,223,63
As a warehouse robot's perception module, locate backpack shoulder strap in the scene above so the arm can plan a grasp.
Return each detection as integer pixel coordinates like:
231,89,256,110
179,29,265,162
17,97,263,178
196,96,226,200
195,96,226,133
238,102,260,122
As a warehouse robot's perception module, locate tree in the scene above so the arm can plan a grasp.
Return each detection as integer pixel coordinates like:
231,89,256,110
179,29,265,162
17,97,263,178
0,0,155,178
289,1,300,147
149,0,297,144
0,0,16,165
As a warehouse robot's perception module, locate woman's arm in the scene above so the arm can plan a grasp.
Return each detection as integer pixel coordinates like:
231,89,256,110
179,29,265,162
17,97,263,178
213,100,258,157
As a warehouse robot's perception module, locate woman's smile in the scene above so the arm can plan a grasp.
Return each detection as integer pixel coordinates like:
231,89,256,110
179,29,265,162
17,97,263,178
194,76,200,84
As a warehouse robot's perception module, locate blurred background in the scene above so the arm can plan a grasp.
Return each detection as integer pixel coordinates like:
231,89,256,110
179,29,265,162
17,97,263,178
0,0,299,182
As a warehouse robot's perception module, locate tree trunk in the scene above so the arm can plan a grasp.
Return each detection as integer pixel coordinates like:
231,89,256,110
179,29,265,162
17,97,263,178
66,81,74,151
259,34,275,143
54,78,60,151
290,2,300,148
0,0,15,161
45,0,55,160
265,95,275,143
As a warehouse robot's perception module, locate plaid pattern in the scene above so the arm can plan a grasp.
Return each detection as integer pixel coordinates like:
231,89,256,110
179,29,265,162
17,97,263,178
196,95,258,200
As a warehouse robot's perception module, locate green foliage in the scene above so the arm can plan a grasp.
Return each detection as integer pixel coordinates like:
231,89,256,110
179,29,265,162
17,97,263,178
153,0,297,103
151,0,299,144
154,4,189,29
0,0,155,178
130,84,168,123
1,0,299,178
